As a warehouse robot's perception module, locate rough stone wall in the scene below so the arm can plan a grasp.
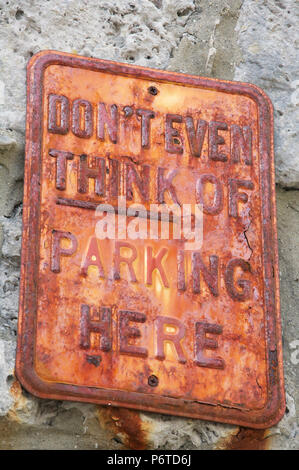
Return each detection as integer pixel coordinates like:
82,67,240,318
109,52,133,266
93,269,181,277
0,0,298,450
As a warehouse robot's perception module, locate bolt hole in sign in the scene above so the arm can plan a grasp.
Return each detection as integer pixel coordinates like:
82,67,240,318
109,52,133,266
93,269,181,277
16,51,285,428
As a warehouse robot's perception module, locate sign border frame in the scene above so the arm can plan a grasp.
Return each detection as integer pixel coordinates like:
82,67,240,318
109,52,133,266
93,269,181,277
16,50,285,429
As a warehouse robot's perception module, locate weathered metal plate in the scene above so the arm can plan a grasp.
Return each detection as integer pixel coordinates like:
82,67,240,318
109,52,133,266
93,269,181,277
16,50,285,428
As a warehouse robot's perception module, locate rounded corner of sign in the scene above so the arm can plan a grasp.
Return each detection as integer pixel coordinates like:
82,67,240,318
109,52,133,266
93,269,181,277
26,50,52,67
240,81,274,116
251,395,286,430
15,359,52,401
27,50,62,74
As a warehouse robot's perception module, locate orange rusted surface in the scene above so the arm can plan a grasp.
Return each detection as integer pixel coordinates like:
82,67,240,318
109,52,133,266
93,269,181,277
16,51,285,428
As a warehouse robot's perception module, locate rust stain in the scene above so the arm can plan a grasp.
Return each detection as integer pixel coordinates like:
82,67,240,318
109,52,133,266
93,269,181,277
7,377,28,423
9,377,23,401
15,50,285,429
221,426,271,450
97,406,149,450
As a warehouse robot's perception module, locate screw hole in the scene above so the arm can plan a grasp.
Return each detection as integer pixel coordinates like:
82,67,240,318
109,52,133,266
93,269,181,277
148,374,159,387
148,86,158,96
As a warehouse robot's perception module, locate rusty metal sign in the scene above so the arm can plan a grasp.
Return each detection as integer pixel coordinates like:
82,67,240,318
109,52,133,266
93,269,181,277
16,50,285,428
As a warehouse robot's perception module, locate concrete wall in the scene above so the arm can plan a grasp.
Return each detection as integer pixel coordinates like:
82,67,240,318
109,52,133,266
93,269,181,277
0,0,298,449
